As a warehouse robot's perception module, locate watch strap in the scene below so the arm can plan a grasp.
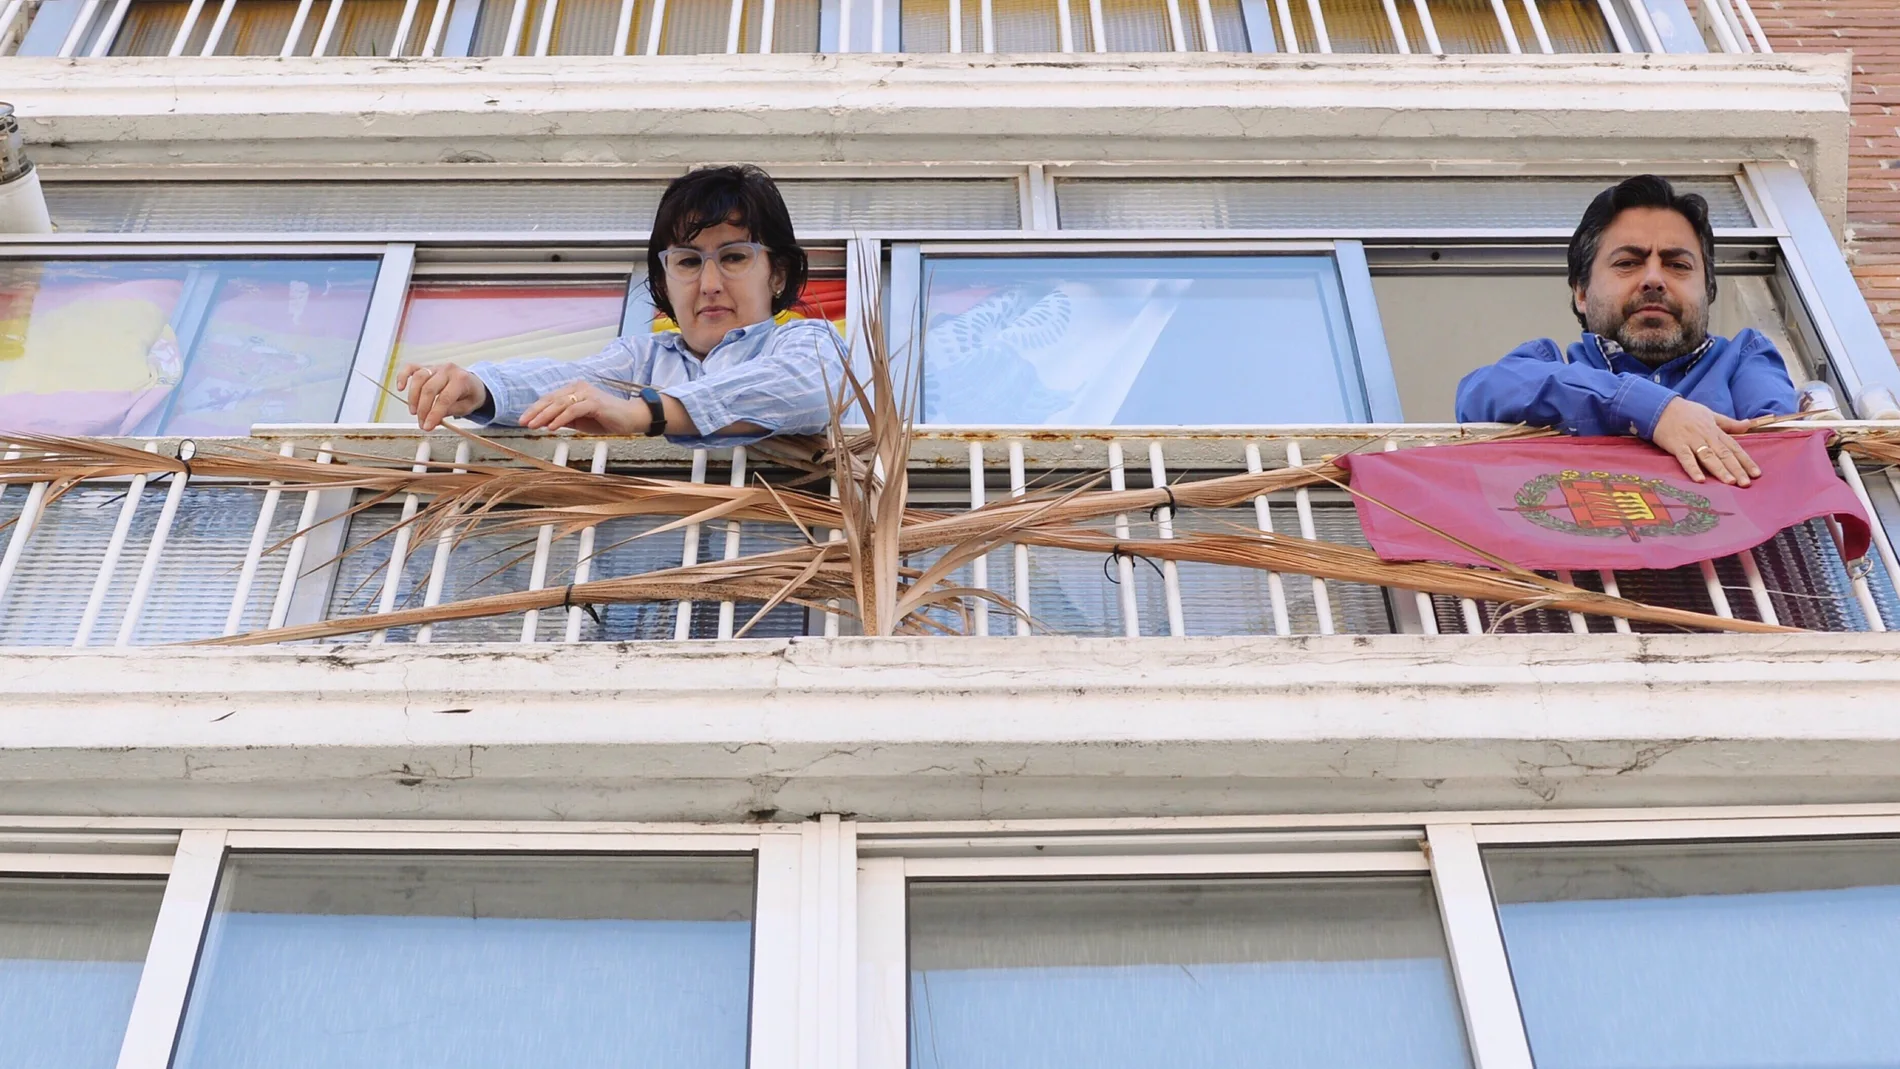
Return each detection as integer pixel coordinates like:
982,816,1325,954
639,387,667,438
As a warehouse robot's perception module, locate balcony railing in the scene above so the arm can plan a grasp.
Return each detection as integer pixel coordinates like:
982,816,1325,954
0,421,1894,648
0,0,1771,58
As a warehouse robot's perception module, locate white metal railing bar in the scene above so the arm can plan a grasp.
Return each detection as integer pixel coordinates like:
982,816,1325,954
1383,441,1436,634
949,0,963,51
1486,0,1520,52
198,0,238,55
1622,0,1662,50
1242,442,1292,637
415,440,471,645
1056,0,1073,51
1698,0,1741,53
1411,0,1442,53
0,461,48,615
1737,549,1779,627
422,0,453,53
1008,440,1031,636
724,0,744,52
1696,559,1735,620
674,448,709,641
1106,441,1141,638
266,443,332,631
611,0,637,52
760,0,776,52
1163,0,1188,50
839,0,852,49
1595,569,1631,634
390,0,424,55
716,446,748,640
224,441,296,638
1733,0,1770,52
1087,0,1104,51
0,0,27,49
1147,443,1186,637
1592,0,1631,51
58,0,104,55
536,0,563,54
1284,440,1335,635
1380,0,1409,52
564,442,611,643
644,0,666,53
371,440,431,646
1302,0,1329,51
870,0,884,51
1839,452,1900,631
85,0,135,56
281,0,318,55
311,0,346,57
113,449,190,647
72,444,159,648
979,0,993,52
518,441,569,643
1518,0,1551,52
968,442,990,636
823,478,842,637
500,0,530,54
1194,0,1217,50
1273,0,1297,52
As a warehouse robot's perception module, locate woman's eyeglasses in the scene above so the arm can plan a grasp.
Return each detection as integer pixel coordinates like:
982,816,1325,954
658,241,769,282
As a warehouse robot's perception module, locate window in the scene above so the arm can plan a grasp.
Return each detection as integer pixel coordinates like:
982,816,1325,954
907,876,1472,1069
171,853,757,1069
0,877,166,1069
0,257,380,437
96,0,436,56
1274,0,1614,53
912,252,1370,425
1487,839,1900,1069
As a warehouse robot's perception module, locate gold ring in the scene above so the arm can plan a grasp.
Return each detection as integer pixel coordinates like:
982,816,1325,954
568,394,580,404
1695,445,1713,454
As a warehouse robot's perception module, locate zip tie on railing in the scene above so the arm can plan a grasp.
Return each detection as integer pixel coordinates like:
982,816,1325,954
561,582,604,626
1103,546,1166,585
1145,484,1178,523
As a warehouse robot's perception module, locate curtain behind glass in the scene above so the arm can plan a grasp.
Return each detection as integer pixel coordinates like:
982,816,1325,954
0,878,165,1069
909,877,1472,1069
107,0,194,54
1489,839,1900,1069
172,854,755,1069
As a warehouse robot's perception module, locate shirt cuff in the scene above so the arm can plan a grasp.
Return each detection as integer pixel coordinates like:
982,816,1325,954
467,366,512,426
1612,376,1679,439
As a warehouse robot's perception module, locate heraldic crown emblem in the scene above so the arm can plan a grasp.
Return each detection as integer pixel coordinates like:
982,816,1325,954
1507,469,1727,541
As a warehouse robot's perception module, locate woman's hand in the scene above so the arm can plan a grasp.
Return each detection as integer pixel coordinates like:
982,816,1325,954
396,362,489,431
520,382,652,435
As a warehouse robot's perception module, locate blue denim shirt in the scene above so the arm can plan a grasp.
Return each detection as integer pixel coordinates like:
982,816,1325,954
1454,328,1797,437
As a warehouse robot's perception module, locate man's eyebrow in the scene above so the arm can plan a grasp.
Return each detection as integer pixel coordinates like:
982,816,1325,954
1606,243,1699,261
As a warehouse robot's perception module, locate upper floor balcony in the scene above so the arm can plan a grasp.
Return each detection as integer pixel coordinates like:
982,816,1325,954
0,0,1771,59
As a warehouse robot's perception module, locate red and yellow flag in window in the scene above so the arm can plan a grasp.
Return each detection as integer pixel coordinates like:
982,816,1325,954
652,279,846,336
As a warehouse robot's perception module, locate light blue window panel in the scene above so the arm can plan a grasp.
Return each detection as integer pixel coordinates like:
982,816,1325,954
917,255,1372,425
1489,839,1900,1069
908,877,1473,1069
171,854,756,1069
0,877,165,1069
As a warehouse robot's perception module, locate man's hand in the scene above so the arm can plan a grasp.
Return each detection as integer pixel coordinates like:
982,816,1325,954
395,362,489,431
1650,397,1762,487
519,383,650,435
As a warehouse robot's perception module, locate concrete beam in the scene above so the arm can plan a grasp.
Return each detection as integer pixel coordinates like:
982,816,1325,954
3,633,1897,821
1,52,1855,227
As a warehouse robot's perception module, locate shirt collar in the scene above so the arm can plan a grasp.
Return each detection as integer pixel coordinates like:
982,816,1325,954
1592,333,1715,373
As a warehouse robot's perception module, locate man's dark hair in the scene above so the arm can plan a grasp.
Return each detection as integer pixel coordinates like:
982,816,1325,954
1566,174,1718,329
646,164,808,322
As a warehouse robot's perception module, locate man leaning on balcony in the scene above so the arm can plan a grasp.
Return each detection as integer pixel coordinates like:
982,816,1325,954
395,165,846,446
1456,174,1796,489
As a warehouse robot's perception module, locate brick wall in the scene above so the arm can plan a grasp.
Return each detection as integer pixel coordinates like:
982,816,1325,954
1756,0,1900,365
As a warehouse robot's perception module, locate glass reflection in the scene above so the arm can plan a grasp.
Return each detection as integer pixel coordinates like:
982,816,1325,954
172,853,755,1069
0,258,378,437
908,877,1472,1069
1489,839,1900,1069
0,877,165,1069
920,255,1364,425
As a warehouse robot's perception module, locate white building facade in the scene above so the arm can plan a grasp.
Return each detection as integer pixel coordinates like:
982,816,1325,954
5,3,1900,1068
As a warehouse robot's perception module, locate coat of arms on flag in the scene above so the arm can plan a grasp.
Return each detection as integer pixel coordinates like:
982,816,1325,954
1334,429,1871,572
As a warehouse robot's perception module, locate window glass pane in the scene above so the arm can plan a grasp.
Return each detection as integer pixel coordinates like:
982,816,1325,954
377,278,629,421
173,854,755,1069
1505,0,1614,52
920,255,1363,425
1488,839,1900,1069
908,877,1472,1069
0,258,378,437
0,877,166,1069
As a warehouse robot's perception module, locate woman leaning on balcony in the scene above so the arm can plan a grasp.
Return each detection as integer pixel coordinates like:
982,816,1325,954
395,165,847,446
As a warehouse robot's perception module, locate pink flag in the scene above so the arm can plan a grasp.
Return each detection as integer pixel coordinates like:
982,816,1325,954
1334,430,1871,571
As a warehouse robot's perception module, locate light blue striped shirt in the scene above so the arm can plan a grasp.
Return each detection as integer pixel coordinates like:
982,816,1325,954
467,317,848,448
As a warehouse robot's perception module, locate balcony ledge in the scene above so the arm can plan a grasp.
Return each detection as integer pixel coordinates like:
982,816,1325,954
3,631,1898,822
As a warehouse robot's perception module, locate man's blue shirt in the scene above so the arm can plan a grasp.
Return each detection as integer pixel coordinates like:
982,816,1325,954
1454,328,1797,437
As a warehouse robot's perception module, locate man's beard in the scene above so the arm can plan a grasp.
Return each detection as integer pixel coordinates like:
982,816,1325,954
1588,291,1709,368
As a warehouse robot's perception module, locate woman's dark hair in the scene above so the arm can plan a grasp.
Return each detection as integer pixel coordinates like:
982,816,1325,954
1566,174,1718,328
646,164,808,322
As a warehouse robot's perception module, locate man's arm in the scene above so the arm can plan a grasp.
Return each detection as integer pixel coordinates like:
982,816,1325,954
1455,339,1682,438
1725,328,1800,419
660,318,848,447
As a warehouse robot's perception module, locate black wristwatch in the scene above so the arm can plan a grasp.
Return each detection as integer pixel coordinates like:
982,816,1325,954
638,387,667,438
